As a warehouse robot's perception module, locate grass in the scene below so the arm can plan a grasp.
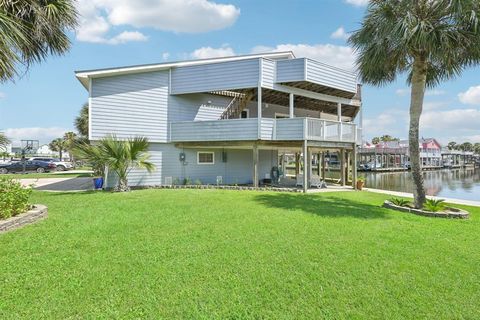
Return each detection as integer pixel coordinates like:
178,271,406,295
0,189,479,319
0,172,92,179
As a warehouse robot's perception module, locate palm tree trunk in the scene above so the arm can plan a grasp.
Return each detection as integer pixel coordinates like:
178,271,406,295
59,150,63,161
409,56,427,208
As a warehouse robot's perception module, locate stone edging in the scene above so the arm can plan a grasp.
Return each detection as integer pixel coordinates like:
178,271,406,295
0,204,48,233
383,200,469,219
132,185,303,193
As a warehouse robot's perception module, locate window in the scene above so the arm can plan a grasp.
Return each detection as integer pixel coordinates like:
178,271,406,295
275,113,289,119
197,152,214,165
240,109,249,118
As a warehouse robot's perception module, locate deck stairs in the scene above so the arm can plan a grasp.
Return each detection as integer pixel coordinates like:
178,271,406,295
212,91,254,120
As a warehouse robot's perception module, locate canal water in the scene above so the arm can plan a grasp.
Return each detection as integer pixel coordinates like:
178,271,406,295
363,168,480,201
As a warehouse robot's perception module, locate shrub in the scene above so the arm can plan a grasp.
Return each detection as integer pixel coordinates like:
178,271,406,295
183,177,192,185
389,197,410,207
0,178,32,219
194,179,202,185
423,199,446,212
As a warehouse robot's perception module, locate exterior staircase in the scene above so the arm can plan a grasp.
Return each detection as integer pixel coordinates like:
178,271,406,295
210,90,254,120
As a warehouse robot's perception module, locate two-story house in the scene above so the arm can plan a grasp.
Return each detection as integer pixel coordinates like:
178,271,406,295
75,52,362,191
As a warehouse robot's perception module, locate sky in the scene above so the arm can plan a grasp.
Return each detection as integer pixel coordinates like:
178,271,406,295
1,0,479,146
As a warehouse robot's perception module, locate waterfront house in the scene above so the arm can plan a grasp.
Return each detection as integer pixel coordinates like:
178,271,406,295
75,52,362,191
399,138,442,167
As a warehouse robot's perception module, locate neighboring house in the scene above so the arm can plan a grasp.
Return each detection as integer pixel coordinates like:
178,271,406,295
358,141,408,169
75,52,362,191
399,138,442,167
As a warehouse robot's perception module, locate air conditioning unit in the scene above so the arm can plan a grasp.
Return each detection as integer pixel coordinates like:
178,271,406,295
165,176,173,186
216,176,223,185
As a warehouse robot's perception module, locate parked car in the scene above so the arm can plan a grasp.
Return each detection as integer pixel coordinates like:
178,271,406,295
0,160,56,174
364,162,383,170
28,157,73,171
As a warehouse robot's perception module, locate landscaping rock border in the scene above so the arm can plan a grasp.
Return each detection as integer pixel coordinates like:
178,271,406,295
0,205,48,233
383,200,469,219
132,184,303,193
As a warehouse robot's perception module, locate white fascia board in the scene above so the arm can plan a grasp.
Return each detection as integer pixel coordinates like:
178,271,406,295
272,83,361,107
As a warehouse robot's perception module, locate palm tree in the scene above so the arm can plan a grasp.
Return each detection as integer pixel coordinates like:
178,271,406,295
349,0,480,208
74,135,155,192
0,132,10,150
63,131,77,165
474,143,480,155
49,138,67,161
0,0,78,82
75,103,89,138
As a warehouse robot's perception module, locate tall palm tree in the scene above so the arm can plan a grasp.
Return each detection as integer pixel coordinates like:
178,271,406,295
447,141,458,151
63,131,77,165
49,137,67,161
0,0,78,82
75,135,155,192
349,0,480,208
75,103,89,138
0,132,10,150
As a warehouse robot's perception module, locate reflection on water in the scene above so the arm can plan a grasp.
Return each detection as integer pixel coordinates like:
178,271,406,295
364,168,480,201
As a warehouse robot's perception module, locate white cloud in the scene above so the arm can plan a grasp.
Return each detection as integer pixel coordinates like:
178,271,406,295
190,46,236,59
331,27,349,40
0,92,5,99
106,31,148,45
363,109,409,139
162,52,170,60
251,43,356,71
345,0,369,6
420,108,480,132
3,127,71,145
76,0,240,44
458,85,480,105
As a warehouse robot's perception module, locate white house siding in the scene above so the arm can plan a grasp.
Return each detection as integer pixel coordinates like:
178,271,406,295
106,143,278,188
276,59,306,83
261,59,276,89
305,59,357,94
90,71,169,142
171,59,260,94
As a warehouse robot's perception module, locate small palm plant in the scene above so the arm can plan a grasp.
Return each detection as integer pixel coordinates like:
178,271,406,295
75,135,155,192
423,199,446,213
389,198,410,207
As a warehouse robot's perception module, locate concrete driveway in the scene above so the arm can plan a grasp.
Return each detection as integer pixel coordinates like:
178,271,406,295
19,177,94,192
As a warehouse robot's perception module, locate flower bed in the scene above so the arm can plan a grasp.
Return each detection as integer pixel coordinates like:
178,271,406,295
133,184,303,192
0,204,48,233
383,200,469,219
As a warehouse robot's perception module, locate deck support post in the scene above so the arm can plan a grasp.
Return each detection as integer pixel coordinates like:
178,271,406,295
353,144,358,190
340,148,346,186
337,102,342,140
322,152,326,181
303,140,308,193
253,144,259,188
289,93,294,118
257,85,262,139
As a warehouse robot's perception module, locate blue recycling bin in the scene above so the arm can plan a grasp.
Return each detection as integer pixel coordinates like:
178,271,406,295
93,177,104,190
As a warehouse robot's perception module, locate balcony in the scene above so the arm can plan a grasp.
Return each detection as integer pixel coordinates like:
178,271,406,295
170,117,359,144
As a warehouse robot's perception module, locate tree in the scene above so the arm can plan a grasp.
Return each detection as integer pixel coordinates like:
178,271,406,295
74,135,155,192
0,0,78,82
49,138,67,161
474,143,480,155
447,141,457,151
63,131,77,165
75,103,89,138
460,142,473,152
349,0,480,208
0,132,10,150
371,137,380,145
380,135,399,142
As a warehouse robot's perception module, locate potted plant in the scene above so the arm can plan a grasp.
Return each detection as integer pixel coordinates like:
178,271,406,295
356,176,365,190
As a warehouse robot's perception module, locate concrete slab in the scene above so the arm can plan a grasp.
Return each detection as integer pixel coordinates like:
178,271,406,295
18,177,94,192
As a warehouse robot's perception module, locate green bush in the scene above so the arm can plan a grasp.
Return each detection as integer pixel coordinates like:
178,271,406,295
0,178,32,219
389,197,410,207
423,199,446,212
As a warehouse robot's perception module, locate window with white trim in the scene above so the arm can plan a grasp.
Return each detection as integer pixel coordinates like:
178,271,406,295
197,152,214,165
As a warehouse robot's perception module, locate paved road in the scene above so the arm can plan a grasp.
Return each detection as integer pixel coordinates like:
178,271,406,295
19,177,94,192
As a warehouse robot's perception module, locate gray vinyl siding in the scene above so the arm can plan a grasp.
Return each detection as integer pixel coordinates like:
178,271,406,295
260,118,275,140
106,143,277,187
276,59,306,83
275,118,305,140
261,59,276,89
171,59,260,94
276,58,357,94
171,119,258,142
305,59,357,94
90,71,169,142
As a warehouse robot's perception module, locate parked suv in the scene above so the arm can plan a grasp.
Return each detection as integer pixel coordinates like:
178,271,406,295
0,160,56,174
28,157,73,171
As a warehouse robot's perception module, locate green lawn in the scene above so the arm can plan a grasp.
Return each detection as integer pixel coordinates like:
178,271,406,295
1,190,479,319
1,172,92,179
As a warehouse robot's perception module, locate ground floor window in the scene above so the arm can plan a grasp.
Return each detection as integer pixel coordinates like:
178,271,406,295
197,152,215,165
